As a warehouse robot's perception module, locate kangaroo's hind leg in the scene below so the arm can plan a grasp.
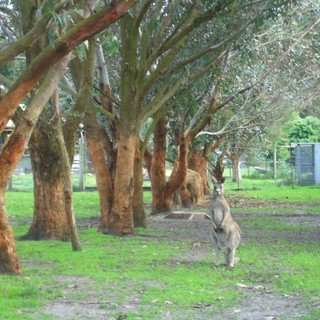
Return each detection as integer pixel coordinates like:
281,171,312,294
224,248,231,267
228,229,241,269
227,247,236,269
210,230,220,267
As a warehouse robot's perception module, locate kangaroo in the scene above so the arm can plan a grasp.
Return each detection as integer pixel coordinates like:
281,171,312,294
209,176,241,269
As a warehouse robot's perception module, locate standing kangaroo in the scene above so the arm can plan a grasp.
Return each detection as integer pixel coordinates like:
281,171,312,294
209,176,241,269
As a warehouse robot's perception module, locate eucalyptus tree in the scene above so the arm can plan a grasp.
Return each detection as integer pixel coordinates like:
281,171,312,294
192,0,320,183
94,0,298,228
0,0,136,274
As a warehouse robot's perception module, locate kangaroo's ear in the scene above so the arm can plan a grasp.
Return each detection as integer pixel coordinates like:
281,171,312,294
221,177,225,184
212,176,218,185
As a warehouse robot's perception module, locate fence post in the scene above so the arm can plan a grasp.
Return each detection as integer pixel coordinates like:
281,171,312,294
79,131,85,191
273,143,277,180
290,143,294,189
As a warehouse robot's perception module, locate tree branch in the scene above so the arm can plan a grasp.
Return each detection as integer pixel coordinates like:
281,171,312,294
0,0,137,134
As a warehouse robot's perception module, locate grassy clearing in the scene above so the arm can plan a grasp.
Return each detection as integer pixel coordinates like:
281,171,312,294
1,224,319,319
2,179,320,319
1,229,242,319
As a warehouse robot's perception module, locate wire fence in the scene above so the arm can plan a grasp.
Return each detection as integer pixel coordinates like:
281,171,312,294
7,159,295,192
8,140,320,191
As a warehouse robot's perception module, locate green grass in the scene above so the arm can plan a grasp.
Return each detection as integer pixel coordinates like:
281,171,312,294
8,173,97,192
242,216,312,232
1,226,319,319
0,229,243,319
2,179,320,319
225,179,320,203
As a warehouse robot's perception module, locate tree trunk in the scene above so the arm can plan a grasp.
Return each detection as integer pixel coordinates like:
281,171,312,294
133,141,146,227
230,153,242,183
166,135,190,210
180,181,192,208
52,90,82,251
189,146,209,195
107,132,137,235
0,189,22,275
85,109,113,234
0,54,70,273
22,124,71,241
150,117,170,213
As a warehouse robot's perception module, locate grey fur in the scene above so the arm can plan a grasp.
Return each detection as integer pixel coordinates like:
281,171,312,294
209,177,241,269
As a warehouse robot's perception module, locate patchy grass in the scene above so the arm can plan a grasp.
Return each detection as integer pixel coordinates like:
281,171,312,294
1,229,241,319
1,221,319,319
242,216,311,232
2,180,320,319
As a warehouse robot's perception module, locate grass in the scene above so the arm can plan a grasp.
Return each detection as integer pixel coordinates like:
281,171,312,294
8,173,97,192
2,178,320,319
242,216,312,232
225,178,320,203
1,227,319,319
0,229,243,319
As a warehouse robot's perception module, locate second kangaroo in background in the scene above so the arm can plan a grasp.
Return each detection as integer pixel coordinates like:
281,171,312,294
209,159,241,269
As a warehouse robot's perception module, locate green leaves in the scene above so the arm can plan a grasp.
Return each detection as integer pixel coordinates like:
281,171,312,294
287,114,320,143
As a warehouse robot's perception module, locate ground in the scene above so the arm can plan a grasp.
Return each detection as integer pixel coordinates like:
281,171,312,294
38,195,320,320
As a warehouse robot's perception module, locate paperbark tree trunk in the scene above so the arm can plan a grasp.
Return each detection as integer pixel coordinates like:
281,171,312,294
107,132,137,235
0,189,22,275
133,141,146,228
53,89,81,251
151,118,189,213
0,54,71,273
189,140,221,195
151,117,169,213
23,88,82,250
189,146,208,195
22,120,71,241
83,66,113,233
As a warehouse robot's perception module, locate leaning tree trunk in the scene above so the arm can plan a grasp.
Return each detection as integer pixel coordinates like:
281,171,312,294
0,189,22,275
164,135,189,211
189,146,209,195
52,90,81,251
151,123,189,213
0,54,70,273
84,100,113,234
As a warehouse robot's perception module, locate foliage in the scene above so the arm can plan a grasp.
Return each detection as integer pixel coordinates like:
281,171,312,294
286,113,320,143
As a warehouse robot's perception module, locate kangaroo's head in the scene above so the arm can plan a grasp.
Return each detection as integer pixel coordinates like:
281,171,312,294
212,176,225,197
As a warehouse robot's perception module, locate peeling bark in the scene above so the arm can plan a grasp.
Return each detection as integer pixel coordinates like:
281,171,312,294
107,133,137,235
133,141,146,228
0,55,70,273
0,190,22,275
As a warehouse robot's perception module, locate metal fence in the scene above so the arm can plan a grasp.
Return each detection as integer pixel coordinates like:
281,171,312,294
8,159,294,192
295,143,320,185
